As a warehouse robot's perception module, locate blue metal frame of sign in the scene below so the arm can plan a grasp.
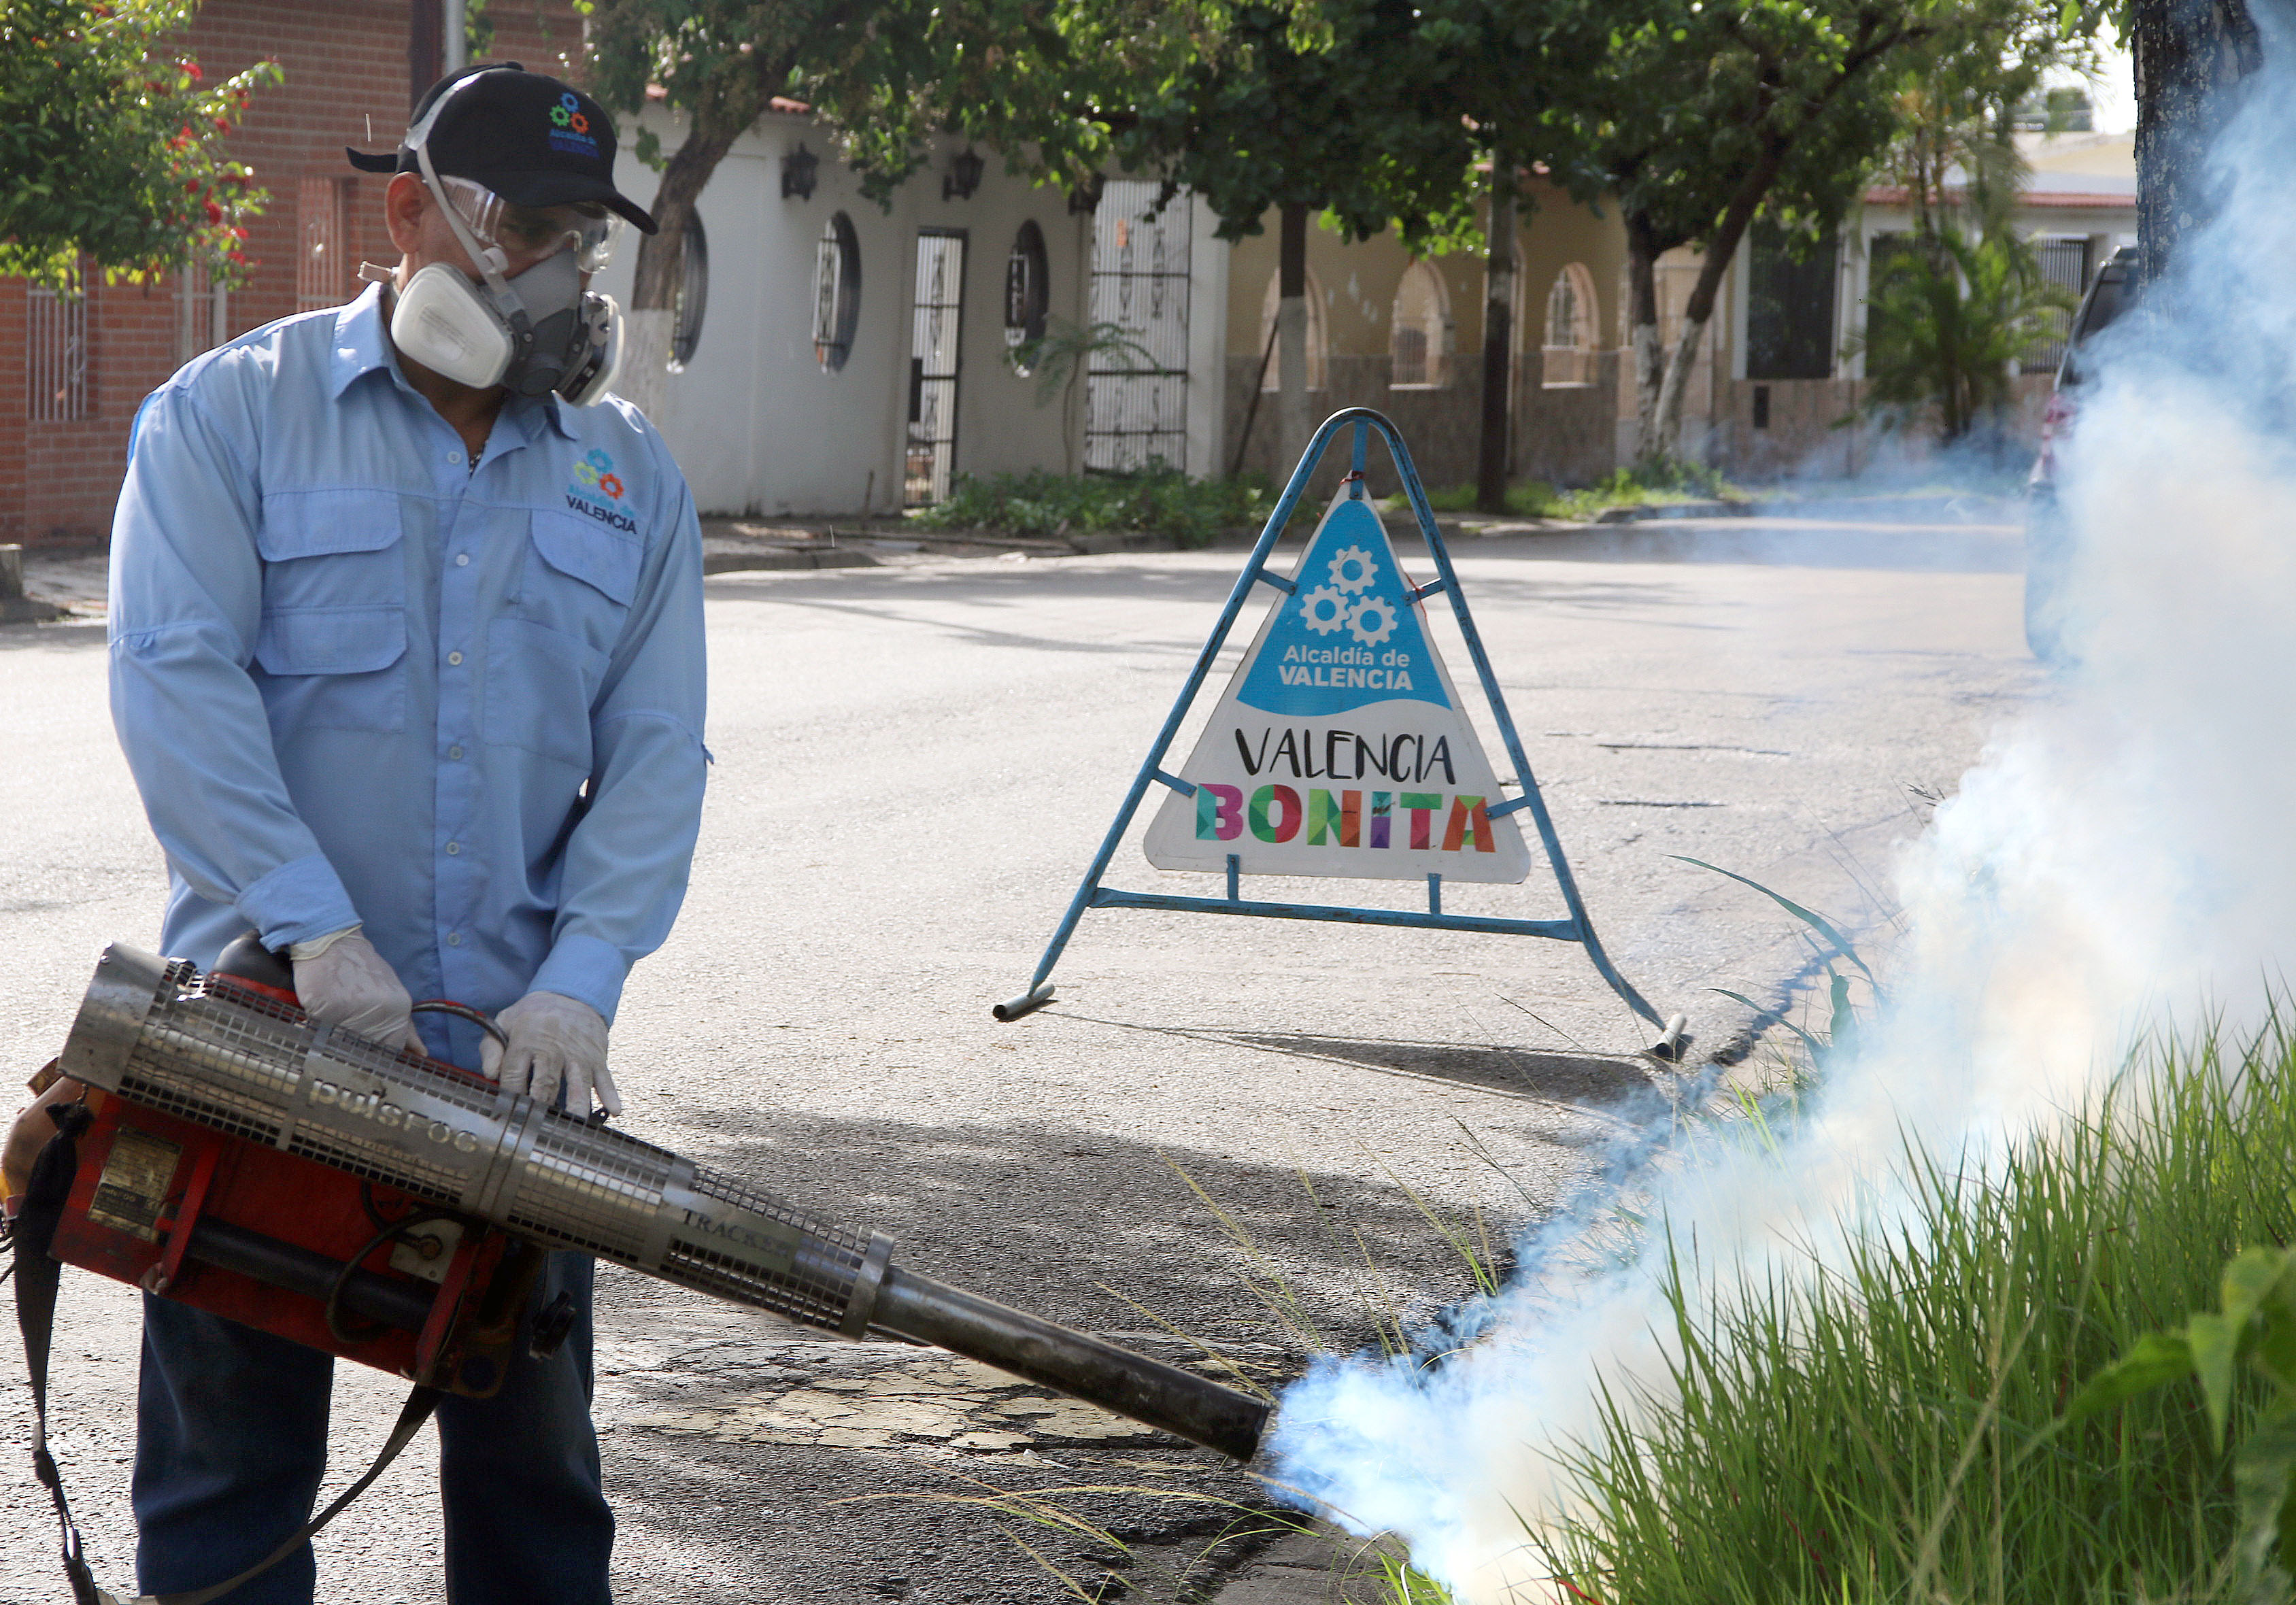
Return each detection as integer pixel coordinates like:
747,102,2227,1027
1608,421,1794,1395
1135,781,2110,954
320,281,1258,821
993,408,1678,1051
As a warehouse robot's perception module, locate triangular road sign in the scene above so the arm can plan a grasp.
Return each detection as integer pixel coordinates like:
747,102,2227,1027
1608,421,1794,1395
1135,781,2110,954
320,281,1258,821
1144,488,1531,883
992,408,1674,1051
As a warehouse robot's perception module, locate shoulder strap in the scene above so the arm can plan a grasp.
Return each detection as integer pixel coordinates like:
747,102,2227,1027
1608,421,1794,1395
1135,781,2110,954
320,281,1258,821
11,1101,443,1605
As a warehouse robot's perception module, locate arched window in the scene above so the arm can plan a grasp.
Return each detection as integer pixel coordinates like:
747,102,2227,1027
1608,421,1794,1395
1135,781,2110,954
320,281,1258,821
811,212,861,373
669,212,709,369
1004,220,1049,373
1541,263,1598,386
1388,260,1451,388
1257,268,1327,390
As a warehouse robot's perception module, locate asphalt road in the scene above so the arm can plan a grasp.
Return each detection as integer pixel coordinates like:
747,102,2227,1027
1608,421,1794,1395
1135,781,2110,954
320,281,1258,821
0,502,2036,1604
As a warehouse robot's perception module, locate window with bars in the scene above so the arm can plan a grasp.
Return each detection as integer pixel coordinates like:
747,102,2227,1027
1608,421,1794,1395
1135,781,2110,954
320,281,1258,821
176,263,229,367
2022,237,2092,374
811,212,860,372
1087,180,1192,473
297,175,352,313
670,212,709,369
27,266,89,422
1389,260,1451,388
904,229,966,506
1541,263,1598,387
1746,224,1838,381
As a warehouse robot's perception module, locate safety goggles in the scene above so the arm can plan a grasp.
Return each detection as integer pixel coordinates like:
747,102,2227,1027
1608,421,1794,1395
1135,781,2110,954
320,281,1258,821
438,175,622,273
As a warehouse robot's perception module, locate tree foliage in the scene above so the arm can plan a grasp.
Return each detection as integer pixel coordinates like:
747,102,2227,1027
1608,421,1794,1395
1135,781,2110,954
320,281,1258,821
0,0,278,288
1564,0,1938,465
1857,227,2072,445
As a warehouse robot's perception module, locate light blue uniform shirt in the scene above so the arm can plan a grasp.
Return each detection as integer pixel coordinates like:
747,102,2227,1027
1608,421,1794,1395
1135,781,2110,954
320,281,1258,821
109,284,707,1064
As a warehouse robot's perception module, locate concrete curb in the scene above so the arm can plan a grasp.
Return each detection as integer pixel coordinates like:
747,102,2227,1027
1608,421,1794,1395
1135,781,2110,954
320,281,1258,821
1593,499,1753,524
0,545,69,624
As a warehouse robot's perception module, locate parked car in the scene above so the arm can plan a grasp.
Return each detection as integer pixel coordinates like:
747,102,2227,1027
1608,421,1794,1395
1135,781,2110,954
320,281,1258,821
2025,244,2138,660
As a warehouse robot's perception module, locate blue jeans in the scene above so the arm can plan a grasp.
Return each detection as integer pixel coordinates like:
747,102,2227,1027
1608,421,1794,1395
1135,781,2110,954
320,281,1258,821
132,1251,613,1604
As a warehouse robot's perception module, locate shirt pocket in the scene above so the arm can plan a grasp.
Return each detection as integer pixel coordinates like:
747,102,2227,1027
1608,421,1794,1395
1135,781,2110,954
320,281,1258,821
485,615,609,771
252,493,410,733
521,510,640,658
258,490,409,609
252,603,409,732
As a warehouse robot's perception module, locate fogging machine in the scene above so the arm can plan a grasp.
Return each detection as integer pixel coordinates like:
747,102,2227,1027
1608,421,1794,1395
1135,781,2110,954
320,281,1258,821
20,943,1264,1587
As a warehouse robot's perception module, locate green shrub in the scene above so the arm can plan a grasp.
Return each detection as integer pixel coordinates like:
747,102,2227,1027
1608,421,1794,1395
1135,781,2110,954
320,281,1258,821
1540,1029,2296,1604
1391,463,1741,524
1404,482,1561,518
913,468,1276,549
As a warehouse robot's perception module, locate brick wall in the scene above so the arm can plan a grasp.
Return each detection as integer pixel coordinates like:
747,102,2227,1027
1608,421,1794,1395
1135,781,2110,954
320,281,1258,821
1,0,585,547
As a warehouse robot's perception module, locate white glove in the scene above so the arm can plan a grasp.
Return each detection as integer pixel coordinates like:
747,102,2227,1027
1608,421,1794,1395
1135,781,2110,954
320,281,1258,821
290,927,418,1051
481,991,619,1117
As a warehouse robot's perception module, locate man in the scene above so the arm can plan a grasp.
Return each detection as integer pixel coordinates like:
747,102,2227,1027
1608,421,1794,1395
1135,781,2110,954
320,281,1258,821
101,63,706,1603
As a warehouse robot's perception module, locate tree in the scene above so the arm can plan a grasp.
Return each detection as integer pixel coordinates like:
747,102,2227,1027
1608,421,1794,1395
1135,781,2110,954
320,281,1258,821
1564,0,1927,468
1,0,277,288
579,0,1209,418
1100,0,1493,479
1589,0,2094,468
2129,0,2261,290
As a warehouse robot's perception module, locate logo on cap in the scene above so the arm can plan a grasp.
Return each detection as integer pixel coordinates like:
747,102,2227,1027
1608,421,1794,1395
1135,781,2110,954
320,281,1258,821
547,91,598,157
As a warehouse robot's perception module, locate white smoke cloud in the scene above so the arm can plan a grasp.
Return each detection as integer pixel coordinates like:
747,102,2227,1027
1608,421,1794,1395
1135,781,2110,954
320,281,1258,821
1265,37,2296,1602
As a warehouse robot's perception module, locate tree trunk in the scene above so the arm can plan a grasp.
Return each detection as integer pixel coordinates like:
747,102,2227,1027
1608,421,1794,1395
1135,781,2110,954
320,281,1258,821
1649,314,1713,468
2132,0,2261,290
1624,214,1666,466
1648,178,1775,464
1476,169,1516,513
620,53,787,419
1276,201,1311,479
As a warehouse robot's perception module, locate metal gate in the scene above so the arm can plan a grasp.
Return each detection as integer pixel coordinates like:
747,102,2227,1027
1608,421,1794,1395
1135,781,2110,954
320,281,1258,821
1085,181,1190,473
2023,237,2093,374
905,230,966,506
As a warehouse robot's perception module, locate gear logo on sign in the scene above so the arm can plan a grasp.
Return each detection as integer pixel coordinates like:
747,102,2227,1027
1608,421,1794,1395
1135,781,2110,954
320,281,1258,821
1298,541,1403,647
1328,546,1377,592
1349,595,1399,647
1300,585,1351,635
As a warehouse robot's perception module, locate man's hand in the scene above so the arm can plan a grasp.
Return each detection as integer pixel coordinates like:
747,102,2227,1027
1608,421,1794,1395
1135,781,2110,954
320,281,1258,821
4,1075,84,1205
481,992,620,1118
290,928,418,1051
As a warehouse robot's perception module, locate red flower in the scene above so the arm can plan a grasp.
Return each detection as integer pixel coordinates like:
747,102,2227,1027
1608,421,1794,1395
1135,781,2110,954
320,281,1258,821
213,115,231,133
203,199,224,226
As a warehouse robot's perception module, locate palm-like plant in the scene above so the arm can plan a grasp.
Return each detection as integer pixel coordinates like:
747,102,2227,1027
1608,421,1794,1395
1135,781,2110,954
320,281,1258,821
1857,227,2074,447
1007,318,1156,476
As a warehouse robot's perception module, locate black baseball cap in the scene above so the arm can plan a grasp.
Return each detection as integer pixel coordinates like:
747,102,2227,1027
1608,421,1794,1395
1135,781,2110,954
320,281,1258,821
348,63,658,234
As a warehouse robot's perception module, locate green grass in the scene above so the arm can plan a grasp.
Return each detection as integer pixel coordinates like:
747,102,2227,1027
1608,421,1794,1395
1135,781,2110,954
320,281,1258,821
912,468,1276,549
1533,1028,2296,1604
1386,461,1746,524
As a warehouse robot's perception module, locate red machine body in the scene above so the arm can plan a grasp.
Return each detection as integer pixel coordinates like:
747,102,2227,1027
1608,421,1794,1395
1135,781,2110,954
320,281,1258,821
48,963,540,1397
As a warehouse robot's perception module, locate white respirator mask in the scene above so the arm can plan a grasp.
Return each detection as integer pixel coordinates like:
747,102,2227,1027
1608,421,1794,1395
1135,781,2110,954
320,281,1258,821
386,80,625,405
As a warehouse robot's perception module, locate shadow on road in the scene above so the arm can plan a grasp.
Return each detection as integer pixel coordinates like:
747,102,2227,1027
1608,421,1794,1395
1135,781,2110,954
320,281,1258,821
590,1110,1547,1605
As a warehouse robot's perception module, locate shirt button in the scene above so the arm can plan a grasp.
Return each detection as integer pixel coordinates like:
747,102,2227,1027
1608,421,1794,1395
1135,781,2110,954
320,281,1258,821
447,932,463,947
448,450,464,465
445,841,460,856
447,745,464,760
447,650,464,666
456,552,471,567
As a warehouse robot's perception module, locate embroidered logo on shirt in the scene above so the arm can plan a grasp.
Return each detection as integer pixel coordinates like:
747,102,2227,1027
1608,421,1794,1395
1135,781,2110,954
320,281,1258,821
566,447,637,533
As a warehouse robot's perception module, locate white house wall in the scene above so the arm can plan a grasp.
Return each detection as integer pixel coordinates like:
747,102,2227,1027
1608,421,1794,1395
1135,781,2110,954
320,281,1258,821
594,110,1086,517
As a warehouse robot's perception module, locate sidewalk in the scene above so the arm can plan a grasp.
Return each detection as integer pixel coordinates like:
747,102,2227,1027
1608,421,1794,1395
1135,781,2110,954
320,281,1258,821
14,544,108,620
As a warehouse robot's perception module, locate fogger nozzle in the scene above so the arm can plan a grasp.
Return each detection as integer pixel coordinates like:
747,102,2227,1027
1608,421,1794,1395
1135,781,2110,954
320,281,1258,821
61,945,1268,1462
